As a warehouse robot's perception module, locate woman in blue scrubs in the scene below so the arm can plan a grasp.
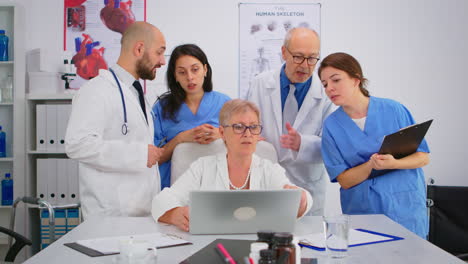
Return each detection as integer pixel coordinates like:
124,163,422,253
318,52,430,238
153,44,230,189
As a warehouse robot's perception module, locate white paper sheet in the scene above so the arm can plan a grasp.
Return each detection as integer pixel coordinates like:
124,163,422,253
76,233,190,254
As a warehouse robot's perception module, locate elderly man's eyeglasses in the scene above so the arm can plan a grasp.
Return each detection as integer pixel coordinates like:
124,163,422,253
285,46,320,66
223,123,263,135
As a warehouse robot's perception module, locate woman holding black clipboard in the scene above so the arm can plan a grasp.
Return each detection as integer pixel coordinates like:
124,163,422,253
318,52,430,238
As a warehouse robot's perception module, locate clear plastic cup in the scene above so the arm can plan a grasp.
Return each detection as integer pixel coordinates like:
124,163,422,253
323,214,350,258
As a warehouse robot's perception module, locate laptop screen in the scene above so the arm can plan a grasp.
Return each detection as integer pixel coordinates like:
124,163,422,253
189,189,301,234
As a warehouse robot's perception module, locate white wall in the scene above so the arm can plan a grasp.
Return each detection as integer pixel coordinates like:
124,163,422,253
18,0,468,215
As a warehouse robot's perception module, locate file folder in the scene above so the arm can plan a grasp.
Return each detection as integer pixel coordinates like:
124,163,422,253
57,159,68,205
36,105,47,151
55,209,67,239
46,105,58,151
36,159,48,200
40,209,50,249
67,159,80,204
56,104,71,152
47,159,58,205
66,208,81,232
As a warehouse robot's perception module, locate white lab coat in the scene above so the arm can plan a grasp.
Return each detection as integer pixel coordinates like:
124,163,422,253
65,68,160,219
151,153,313,221
247,68,335,215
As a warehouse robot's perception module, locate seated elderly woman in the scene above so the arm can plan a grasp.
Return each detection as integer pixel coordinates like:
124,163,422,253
151,99,313,231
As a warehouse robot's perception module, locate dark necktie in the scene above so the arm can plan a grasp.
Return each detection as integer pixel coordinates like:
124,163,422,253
132,80,148,123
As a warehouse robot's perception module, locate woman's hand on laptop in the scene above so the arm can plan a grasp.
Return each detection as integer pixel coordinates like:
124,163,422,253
283,185,308,217
158,206,190,232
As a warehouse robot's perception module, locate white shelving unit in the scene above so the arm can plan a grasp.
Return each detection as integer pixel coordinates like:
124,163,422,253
0,1,26,261
25,94,74,254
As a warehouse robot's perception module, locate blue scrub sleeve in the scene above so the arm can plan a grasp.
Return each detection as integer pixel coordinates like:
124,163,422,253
152,102,166,146
321,124,349,182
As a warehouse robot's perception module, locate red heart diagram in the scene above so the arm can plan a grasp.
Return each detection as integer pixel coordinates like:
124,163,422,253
100,0,135,34
72,34,108,80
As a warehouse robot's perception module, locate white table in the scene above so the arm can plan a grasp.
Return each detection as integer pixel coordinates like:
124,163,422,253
23,214,464,264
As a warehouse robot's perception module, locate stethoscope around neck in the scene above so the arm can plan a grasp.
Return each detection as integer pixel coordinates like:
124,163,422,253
109,68,129,135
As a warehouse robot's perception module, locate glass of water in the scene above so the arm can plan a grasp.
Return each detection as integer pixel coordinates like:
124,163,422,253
323,214,350,258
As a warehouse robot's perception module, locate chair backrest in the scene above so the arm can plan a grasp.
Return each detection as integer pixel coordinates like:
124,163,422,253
427,185,468,258
0,226,32,262
170,139,278,185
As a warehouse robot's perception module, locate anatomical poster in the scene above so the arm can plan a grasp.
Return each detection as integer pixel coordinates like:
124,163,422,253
64,0,146,89
238,3,320,99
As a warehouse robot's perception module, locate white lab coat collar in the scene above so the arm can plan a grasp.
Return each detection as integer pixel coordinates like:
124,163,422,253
100,68,151,127
112,64,138,90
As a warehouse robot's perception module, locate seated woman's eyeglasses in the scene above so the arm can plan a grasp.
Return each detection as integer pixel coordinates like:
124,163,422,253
223,123,263,135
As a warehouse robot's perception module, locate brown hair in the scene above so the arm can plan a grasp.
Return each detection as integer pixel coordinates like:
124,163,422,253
219,99,260,125
318,52,370,97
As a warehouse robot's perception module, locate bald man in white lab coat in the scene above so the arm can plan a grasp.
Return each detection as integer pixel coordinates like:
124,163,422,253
65,22,166,219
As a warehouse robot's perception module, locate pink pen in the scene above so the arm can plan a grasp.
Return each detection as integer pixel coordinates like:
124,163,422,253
216,243,236,264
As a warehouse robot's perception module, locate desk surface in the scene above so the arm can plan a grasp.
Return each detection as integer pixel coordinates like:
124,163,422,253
24,214,463,264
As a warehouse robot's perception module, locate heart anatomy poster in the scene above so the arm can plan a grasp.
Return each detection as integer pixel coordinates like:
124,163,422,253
238,3,321,99
64,0,146,89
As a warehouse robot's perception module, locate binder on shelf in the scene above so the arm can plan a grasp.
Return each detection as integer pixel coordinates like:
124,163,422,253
40,209,68,249
56,104,71,152
67,159,80,204
66,208,81,232
57,159,68,205
36,159,48,200
36,105,47,151
55,209,67,240
46,105,58,151
47,159,58,205
40,209,50,249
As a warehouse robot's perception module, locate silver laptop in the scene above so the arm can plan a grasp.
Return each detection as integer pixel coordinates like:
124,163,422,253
189,189,301,235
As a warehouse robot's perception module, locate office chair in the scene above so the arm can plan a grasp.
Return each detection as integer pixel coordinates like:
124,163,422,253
171,139,278,185
427,184,468,261
0,226,32,262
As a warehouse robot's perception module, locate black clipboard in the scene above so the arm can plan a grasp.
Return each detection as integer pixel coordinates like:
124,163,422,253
370,119,433,178
378,119,433,159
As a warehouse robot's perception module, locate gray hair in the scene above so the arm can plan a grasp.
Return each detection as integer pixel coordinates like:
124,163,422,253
219,99,260,125
283,27,320,48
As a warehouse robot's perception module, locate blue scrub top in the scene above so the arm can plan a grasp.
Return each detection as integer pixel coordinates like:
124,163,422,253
321,96,430,238
153,91,230,189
